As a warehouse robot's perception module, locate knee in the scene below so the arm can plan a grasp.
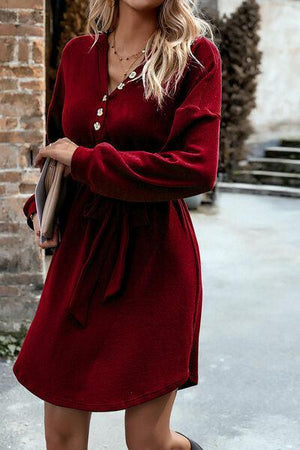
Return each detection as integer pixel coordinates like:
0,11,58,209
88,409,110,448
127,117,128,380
45,430,68,450
44,402,90,450
45,429,86,450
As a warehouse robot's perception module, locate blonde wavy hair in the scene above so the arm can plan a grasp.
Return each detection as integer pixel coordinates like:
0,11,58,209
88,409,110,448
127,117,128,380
87,0,215,108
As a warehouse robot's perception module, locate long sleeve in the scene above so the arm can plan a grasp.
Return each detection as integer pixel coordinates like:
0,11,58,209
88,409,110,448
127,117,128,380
70,38,222,202
23,193,37,231
23,48,66,230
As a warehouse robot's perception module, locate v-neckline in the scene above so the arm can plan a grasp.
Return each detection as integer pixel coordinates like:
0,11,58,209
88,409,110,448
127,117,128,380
100,31,146,99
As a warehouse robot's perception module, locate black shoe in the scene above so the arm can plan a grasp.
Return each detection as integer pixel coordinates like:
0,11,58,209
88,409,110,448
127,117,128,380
175,430,204,450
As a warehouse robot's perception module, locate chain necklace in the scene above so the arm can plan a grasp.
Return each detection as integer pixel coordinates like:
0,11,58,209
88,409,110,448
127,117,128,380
109,30,146,81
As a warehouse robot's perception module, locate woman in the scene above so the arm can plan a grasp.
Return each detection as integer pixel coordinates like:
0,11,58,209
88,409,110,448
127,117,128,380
13,0,222,448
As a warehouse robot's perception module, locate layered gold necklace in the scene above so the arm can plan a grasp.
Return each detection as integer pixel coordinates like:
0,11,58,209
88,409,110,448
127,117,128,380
108,30,146,82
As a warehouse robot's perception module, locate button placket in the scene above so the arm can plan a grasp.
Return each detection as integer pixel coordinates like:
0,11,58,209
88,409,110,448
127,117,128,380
107,70,139,98
93,93,108,133
93,71,138,133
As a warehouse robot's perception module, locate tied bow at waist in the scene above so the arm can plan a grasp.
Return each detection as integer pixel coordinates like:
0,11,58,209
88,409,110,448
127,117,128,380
66,198,151,328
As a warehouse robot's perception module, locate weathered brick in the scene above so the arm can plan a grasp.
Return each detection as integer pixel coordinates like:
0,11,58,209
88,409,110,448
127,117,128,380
0,65,44,78
32,39,44,64
0,9,17,23
0,171,21,183
0,221,23,233
20,115,44,130
0,195,29,223
19,79,44,91
0,131,44,145
18,9,43,25
2,183,20,195
0,285,19,297
0,0,43,8
19,182,37,194
18,39,30,63
0,78,18,90
18,143,42,169
0,23,44,37
0,231,41,272
0,297,39,328
0,117,18,130
0,272,43,286
21,168,40,185
0,143,19,168
0,36,15,63
0,92,43,117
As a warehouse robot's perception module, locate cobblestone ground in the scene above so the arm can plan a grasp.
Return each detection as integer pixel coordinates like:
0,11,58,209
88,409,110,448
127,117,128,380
1,191,299,450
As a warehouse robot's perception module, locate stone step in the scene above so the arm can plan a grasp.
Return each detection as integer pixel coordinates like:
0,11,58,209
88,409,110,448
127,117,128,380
217,182,300,198
280,138,300,148
233,170,300,188
264,146,300,159
244,157,300,173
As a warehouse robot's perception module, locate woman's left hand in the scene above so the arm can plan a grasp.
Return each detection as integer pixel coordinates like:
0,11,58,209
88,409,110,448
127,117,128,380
34,137,79,170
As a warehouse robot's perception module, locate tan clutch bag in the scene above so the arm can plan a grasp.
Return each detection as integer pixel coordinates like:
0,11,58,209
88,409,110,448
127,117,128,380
35,157,68,244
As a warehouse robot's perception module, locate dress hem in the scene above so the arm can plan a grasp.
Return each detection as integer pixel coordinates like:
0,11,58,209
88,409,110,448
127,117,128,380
13,365,198,412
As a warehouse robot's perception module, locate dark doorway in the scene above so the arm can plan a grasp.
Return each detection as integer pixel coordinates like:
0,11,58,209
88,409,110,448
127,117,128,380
45,0,67,111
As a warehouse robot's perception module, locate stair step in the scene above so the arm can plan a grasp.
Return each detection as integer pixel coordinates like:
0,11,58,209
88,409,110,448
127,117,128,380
280,138,300,148
245,157,300,173
217,182,300,198
233,170,300,187
264,147,300,159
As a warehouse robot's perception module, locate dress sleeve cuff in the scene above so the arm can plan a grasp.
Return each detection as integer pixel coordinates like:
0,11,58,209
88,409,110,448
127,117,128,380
24,196,37,231
70,145,95,185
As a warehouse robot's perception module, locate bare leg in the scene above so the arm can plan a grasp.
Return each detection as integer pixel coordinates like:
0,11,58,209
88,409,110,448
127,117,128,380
44,401,92,450
124,388,191,450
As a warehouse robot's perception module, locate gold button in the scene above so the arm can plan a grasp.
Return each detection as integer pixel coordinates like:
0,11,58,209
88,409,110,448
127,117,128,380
94,122,101,130
102,94,107,101
97,108,103,116
129,71,136,79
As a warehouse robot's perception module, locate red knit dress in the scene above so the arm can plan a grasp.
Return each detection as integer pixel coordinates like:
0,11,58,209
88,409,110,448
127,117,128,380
13,32,222,412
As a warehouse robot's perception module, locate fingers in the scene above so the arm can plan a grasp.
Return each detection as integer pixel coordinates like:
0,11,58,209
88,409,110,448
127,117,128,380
34,141,56,168
33,153,46,170
34,139,77,168
35,223,59,249
39,227,59,249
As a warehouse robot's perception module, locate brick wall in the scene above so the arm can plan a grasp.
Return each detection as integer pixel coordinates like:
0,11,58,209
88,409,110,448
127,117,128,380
0,0,46,333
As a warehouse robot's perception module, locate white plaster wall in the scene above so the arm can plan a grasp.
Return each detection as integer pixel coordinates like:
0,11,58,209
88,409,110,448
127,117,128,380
218,0,300,148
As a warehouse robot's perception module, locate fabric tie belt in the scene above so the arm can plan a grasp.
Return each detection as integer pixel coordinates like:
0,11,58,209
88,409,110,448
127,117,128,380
66,197,151,328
